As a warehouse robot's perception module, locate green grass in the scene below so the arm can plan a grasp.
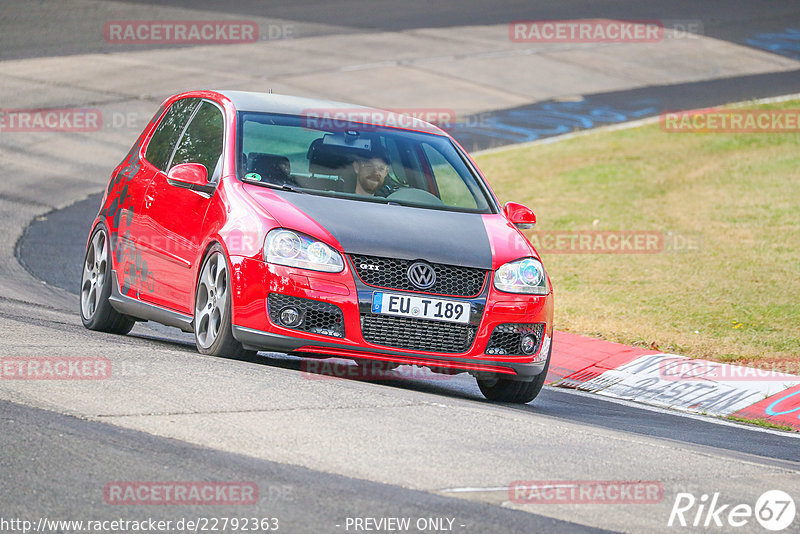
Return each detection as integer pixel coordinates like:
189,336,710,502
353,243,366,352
726,416,797,432
476,100,800,366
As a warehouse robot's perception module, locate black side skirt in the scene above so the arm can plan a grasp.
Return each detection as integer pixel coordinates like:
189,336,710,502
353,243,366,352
108,271,194,333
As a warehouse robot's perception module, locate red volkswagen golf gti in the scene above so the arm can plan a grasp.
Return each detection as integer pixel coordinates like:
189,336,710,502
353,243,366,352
80,90,554,403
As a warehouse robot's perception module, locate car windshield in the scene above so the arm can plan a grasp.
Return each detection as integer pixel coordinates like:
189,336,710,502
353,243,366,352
236,112,494,213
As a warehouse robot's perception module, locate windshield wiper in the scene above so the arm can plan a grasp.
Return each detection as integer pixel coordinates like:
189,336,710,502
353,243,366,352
242,178,306,194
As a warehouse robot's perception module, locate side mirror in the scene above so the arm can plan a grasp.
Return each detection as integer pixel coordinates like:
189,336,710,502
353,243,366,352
166,163,215,195
504,202,536,230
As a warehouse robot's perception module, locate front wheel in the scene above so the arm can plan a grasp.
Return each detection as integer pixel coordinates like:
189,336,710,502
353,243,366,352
476,341,552,403
194,246,253,359
79,226,135,334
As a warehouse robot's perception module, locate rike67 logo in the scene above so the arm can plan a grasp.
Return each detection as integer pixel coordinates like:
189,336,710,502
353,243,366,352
669,490,795,531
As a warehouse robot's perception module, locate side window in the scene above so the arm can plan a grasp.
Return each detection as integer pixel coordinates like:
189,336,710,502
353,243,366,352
144,98,199,171
421,143,478,209
170,101,225,180
242,121,320,174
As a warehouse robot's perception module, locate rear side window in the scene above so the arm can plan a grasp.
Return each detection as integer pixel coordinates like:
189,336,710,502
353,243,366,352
170,101,225,180
144,98,199,171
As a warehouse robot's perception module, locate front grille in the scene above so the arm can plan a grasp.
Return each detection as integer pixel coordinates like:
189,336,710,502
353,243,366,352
360,314,477,353
350,254,486,297
485,323,545,356
268,293,344,338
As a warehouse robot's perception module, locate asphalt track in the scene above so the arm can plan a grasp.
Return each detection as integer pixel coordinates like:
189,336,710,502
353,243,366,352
1,400,608,534
16,193,800,466
450,69,800,150
4,0,800,59
3,1,800,532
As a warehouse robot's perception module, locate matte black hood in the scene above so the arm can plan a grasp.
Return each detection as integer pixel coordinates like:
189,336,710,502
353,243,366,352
280,193,493,269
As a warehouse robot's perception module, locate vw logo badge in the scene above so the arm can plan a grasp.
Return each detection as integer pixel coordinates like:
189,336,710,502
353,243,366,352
407,262,436,290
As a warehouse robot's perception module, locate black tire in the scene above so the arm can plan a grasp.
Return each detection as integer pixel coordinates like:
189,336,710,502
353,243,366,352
476,340,552,403
193,245,254,359
79,225,135,334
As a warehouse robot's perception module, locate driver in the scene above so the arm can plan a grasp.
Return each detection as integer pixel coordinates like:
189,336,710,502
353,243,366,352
352,148,390,196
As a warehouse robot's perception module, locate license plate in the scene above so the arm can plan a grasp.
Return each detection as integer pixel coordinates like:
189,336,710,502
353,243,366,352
371,292,470,324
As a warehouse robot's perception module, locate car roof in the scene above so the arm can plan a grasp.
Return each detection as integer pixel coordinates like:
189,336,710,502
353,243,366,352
215,90,447,136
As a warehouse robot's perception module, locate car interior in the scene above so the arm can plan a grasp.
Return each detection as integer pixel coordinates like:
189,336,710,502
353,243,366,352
244,134,412,196
238,122,486,211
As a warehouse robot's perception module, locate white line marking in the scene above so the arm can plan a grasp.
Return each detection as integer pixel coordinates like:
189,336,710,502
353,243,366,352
548,386,800,438
440,487,508,493
441,483,581,493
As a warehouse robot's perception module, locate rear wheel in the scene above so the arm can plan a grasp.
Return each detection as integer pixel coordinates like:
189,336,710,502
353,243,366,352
79,226,135,334
194,246,253,358
476,341,552,403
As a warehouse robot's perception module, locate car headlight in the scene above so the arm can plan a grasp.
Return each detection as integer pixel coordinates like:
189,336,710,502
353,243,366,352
494,258,548,295
264,229,344,273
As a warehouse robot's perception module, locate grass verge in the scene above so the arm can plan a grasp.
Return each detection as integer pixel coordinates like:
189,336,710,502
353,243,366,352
476,100,800,368
726,415,797,432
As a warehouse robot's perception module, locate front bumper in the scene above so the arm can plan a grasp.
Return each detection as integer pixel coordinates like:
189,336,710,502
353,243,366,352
232,325,549,379
230,256,553,380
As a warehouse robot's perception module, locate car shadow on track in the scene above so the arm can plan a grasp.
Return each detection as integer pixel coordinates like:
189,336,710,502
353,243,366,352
83,314,800,465
128,325,495,402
